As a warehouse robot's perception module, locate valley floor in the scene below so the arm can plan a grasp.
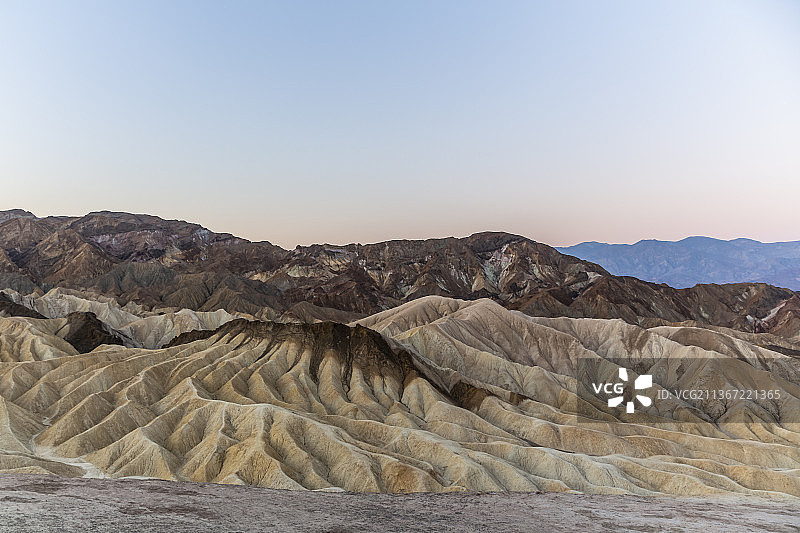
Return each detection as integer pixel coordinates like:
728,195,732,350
1,474,798,533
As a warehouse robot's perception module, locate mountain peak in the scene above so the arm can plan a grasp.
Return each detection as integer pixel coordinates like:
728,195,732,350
0,209,36,224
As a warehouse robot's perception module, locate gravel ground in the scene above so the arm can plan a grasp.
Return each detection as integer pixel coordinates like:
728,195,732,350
1,474,799,533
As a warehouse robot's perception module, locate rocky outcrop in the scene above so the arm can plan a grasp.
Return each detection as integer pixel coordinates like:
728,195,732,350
0,293,44,319
55,312,127,353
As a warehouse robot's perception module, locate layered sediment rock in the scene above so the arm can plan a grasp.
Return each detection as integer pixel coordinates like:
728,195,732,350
0,296,798,496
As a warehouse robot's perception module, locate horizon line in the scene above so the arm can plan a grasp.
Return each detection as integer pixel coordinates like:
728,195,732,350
3,206,799,249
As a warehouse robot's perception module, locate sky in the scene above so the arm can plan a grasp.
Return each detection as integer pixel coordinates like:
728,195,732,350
1,1,799,248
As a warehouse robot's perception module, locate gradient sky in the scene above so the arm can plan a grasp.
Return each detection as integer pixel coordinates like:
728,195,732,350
2,1,799,248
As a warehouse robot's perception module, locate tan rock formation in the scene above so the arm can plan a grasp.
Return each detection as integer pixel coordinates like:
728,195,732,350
0,295,798,496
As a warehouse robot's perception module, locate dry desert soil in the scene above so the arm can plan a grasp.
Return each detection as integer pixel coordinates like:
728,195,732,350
1,474,799,533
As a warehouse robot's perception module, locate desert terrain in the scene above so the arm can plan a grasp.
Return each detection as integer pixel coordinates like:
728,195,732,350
2,210,800,529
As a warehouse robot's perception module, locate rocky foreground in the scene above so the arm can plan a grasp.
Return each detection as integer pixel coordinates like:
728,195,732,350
1,474,798,533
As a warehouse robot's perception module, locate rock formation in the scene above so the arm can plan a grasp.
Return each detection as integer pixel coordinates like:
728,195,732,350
1,209,799,496
0,294,799,496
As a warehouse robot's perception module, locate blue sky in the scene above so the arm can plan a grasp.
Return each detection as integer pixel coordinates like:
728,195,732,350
1,1,798,247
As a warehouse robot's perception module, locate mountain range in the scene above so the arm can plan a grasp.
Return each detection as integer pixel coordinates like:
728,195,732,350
559,237,800,291
1,209,798,338
1,209,800,497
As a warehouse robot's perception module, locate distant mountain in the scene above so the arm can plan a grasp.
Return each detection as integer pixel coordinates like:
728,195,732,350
0,209,798,336
558,237,800,291
0,209,35,224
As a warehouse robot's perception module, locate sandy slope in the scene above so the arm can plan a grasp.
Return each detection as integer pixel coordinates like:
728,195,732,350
0,295,799,496
0,474,799,533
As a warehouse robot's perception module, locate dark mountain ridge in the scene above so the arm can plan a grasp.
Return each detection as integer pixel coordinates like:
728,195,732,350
0,209,797,338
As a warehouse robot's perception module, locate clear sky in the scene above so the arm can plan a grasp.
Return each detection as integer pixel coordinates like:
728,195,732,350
1,1,799,248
